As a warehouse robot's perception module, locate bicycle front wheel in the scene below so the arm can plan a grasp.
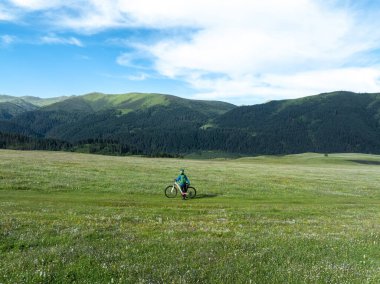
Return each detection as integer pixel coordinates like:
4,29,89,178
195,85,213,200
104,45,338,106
187,186,196,199
165,185,177,198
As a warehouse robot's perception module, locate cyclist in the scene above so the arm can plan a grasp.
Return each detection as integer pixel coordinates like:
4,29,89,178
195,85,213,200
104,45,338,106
175,169,190,200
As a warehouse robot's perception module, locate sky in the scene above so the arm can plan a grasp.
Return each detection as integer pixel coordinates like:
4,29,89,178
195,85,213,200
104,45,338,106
1,0,380,105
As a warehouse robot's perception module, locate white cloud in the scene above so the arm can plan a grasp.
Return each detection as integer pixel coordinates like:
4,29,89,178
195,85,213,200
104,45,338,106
101,72,150,81
8,0,65,10
1,34,16,45
139,1,380,103
40,35,83,47
51,1,132,33
264,68,380,96
190,68,380,104
116,49,153,70
127,73,149,81
0,3,16,20
116,53,134,67
4,0,380,103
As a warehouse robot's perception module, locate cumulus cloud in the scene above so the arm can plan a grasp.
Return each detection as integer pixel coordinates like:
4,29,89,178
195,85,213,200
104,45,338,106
190,68,380,103
135,0,380,102
4,0,380,102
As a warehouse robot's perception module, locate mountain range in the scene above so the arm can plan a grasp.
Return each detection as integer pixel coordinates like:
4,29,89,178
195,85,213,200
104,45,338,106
1,91,380,156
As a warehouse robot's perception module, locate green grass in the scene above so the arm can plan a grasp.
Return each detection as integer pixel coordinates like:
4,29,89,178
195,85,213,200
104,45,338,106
0,150,379,283
82,92,170,111
185,150,244,159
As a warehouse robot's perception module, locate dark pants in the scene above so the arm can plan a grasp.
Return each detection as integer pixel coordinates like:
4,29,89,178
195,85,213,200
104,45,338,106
180,183,188,193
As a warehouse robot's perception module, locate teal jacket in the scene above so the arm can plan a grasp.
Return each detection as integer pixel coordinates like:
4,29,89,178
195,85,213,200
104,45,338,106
176,174,190,186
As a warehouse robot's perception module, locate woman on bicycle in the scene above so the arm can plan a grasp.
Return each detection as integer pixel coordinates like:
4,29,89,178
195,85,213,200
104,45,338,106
175,169,190,200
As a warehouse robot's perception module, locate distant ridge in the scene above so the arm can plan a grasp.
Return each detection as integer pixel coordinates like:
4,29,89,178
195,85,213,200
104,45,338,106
42,92,235,116
0,91,380,155
215,91,380,153
0,94,69,107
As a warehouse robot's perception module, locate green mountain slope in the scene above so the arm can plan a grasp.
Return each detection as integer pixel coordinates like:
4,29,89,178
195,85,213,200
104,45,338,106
215,91,380,153
0,99,38,120
4,92,236,144
0,95,68,107
0,95,69,120
1,91,380,155
19,96,69,107
41,92,171,113
0,95,16,103
42,92,235,116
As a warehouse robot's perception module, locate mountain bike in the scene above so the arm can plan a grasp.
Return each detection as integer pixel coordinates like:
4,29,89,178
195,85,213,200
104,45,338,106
165,182,196,199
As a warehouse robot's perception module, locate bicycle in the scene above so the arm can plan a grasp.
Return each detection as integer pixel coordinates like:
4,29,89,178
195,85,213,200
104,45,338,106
164,181,196,199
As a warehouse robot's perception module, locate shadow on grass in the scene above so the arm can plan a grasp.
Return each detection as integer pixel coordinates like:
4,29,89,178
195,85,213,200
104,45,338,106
195,193,219,199
349,160,380,166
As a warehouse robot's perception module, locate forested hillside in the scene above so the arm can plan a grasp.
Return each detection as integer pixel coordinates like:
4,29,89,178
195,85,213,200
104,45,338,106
0,100,38,120
215,91,380,153
0,91,380,155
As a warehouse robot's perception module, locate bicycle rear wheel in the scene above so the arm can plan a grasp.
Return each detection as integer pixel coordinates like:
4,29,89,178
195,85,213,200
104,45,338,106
187,186,196,198
165,185,177,198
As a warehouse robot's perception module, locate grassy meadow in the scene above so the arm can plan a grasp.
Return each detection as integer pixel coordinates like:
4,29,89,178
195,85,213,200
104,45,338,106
0,150,379,283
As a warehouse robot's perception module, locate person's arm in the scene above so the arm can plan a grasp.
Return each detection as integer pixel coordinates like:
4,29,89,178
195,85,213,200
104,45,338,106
175,175,180,182
185,175,190,185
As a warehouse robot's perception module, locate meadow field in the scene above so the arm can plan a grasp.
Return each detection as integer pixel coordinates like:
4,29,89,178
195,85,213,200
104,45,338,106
0,150,379,283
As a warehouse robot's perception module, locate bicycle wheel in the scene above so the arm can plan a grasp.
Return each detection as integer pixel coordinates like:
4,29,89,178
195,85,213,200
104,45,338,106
187,186,196,198
165,185,177,198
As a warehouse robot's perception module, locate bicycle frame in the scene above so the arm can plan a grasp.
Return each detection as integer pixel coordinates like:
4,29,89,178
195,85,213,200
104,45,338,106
174,181,187,195
165,182,196,199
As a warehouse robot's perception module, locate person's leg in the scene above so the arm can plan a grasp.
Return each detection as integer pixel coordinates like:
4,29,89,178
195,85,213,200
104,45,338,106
180,184,187,199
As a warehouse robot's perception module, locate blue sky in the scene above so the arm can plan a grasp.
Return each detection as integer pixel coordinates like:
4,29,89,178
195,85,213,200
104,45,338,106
1,0,380,105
